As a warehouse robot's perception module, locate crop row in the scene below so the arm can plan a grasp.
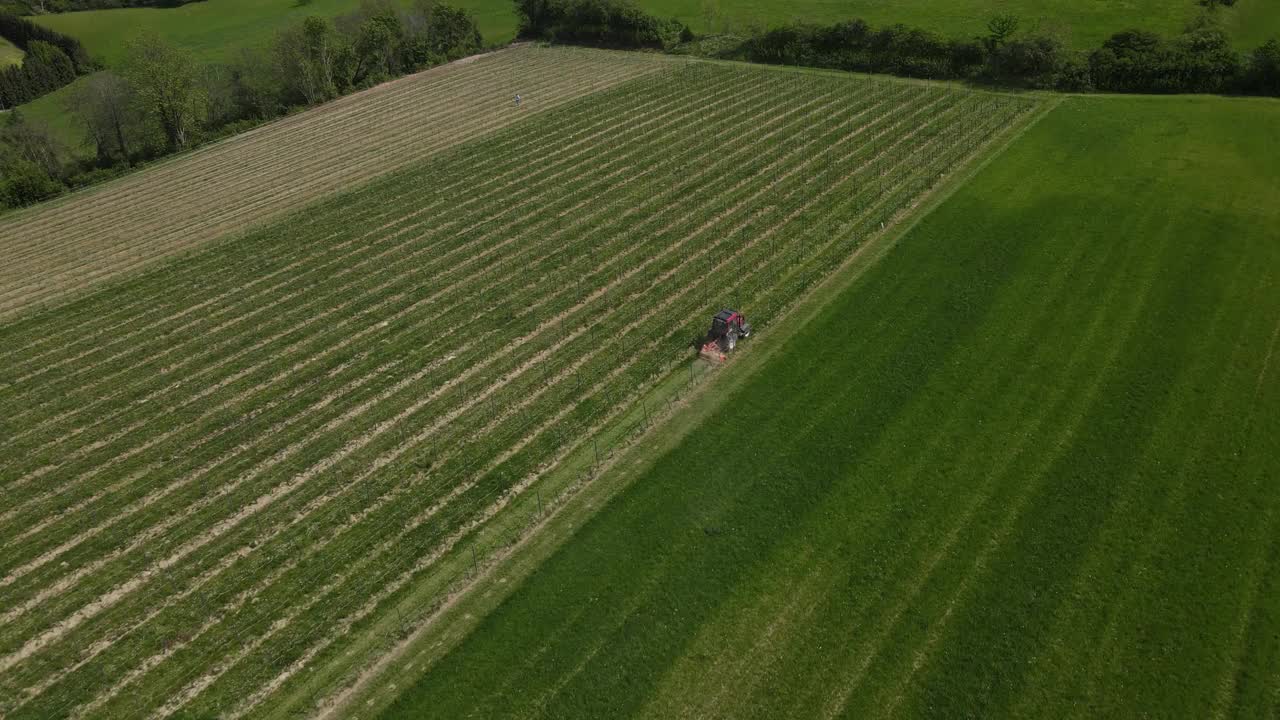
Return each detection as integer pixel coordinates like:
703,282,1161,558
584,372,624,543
0,46,668,320
2,60,839,702
0,68,778,561
0,60,1036,719
3,45,663,273
0,70,681,367
2,64,860,650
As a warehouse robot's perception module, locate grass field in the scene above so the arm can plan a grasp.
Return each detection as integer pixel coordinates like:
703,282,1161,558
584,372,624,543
30,0,1278,69
0,46,663,319
7,76,83,147
379,93,1280,719
1231,0,1280,49
0,36,22,68
0,54,1038,718
32,0,519,66
655,0,1277,49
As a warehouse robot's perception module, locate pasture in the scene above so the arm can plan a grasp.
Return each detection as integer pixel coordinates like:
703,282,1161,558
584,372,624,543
31,0,518,66
652,0,1276,49
30,0,1278,66
0,54,1038,719
380,93,1280,719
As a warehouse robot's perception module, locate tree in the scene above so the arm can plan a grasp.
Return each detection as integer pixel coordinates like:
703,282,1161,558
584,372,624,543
1172,18,1240,92
513,0,555,38
121,31,206,151
224,47,285,121
988,35,1065,85
275,16,351,105
1246,38,1280,95
0,13,92,73
513,0,687,49
1089,29,1164,91
352,12,403,84
69,71,140,166
0,39,78,109
0,110,65,208
404,4,482,65
0,157,63,207
0,109,63,178
985,14,1020,52
24,40,77,86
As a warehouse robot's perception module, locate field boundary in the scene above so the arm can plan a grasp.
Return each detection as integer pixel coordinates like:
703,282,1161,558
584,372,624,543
312,91,1060,720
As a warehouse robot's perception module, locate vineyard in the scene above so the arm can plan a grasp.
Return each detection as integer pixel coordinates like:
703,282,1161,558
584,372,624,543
382,94,1280,720
0,45,664,321
0,58,1038,718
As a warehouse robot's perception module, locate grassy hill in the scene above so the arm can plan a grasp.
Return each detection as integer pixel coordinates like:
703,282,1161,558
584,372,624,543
654,0,1277,50
30,0,1279,68
11,78,82,146
0,36,22,67
378,92,1280,719
1229,0,1280,48
32,0,517,66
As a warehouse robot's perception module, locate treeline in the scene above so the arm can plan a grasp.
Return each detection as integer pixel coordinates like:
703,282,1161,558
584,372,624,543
0,13,94,108
513,0,1280,96
0,0,483,210
735,14,1279,95
515,0,690,50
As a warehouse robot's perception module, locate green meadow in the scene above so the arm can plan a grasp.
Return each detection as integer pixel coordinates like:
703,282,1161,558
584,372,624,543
381,93,1280,719
11,78,83,150
32,0,518,66
649,0,1277,50
30,0,1278,69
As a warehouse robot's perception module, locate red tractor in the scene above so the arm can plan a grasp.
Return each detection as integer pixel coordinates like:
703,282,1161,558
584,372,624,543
700,309,752,361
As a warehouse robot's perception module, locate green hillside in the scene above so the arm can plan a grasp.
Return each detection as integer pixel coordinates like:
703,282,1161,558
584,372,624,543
1230,0,1280,48
381,93,1280,719
652,0,1276,50
30,0,1280,68
32,0,518,66
12,78,82,147
0,36,22,67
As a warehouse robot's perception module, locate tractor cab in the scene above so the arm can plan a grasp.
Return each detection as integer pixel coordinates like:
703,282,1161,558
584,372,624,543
703,309,752,358
710,310,736,338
